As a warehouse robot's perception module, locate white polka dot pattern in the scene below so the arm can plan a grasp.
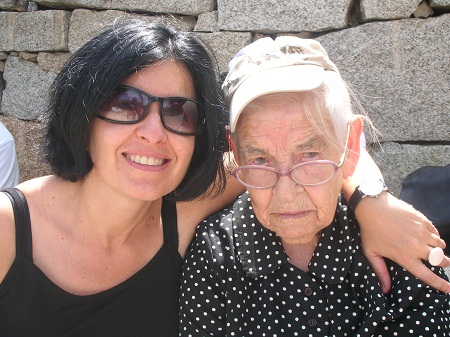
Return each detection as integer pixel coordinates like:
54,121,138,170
179,192,450,336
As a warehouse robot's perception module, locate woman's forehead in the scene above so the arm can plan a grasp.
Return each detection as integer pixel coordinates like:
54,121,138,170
123,60,195,98
236,124,327,156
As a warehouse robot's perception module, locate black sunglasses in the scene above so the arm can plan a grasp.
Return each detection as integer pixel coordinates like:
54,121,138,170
97,85,204,136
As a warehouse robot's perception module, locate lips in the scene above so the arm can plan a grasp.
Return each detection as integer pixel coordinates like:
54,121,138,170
273,210,312,218
126,154,167,166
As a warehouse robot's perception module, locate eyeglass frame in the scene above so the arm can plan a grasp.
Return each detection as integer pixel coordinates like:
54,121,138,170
96,85,205,136
231,122,351,189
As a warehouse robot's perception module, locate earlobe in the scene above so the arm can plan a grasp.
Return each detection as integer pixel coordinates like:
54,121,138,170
226,126,236,154
343,118,363,178
226,126,239,169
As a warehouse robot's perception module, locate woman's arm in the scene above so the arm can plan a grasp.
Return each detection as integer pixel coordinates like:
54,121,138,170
0,192,16,284
342,148,450,294
177,166,244,257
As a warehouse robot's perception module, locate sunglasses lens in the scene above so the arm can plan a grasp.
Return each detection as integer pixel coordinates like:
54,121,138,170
99,88,149,122
162,99,199,134
98,86,201,135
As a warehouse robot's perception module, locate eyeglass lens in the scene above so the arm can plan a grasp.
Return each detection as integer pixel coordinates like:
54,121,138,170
234,161,338,188
98,86,200,135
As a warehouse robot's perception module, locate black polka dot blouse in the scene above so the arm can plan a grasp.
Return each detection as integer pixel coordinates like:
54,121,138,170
179,192,450,336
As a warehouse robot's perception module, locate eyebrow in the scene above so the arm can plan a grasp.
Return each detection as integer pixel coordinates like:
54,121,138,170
295,136,326,151
239,135,327,157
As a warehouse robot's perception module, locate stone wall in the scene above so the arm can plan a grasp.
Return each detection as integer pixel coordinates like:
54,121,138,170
0,0,449,196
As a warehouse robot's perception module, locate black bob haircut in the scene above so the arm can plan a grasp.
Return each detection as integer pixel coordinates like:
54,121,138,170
44,18,227,201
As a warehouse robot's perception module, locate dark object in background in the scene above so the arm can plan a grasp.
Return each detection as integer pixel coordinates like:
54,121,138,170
400,165,450,255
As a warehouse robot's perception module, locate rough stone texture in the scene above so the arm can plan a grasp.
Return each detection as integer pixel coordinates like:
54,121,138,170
369,142,450,196
15,0,28,11
360,0,421,21
0,52,8,60
1,57,56,120
194,10,219,32
0,10,70,52
34,0,107,9
68,9,141,53
110,0,214,16
217,0,352,33
37,52,71,73
0,0,15,10
19,52,38,62
27,1,39,11
68,9,195,53
413,1,434,18
0,71,4,102
196,32,252,74
430,0,450,8
0,114,52,182
35,0,215,15
317,15,450,142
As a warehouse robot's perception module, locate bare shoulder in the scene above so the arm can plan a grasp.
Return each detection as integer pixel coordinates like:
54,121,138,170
0,176,58,282
0,189,17,283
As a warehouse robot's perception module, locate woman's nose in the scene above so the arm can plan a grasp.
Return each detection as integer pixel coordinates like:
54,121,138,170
135,102,167,141
272,174,305,201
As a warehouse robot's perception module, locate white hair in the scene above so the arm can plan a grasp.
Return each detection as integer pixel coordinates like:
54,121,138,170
235,71,376,154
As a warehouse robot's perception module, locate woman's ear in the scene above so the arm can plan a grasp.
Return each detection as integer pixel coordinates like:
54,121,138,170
343,117,363,179
226,126,240,169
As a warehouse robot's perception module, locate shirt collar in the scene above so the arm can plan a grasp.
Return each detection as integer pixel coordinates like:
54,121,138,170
233,192,353,283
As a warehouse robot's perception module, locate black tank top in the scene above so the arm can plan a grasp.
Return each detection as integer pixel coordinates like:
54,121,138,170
0,188,183,336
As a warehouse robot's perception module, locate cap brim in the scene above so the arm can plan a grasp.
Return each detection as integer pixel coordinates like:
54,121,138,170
229,65,325,132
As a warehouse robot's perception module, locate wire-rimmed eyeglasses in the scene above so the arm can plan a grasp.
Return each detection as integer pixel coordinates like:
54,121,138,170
232,123,351,189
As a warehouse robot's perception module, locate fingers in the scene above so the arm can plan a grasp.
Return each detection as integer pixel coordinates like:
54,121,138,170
356,194,450,293
425,244,449,268
427,221,440,236
418,218,446,251
429,233,446,249
404,259,450,294
366,255,391,294
438,254,450,268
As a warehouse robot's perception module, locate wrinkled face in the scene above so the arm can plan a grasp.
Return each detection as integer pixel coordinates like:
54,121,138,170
233,94,344,245
87,60,196,201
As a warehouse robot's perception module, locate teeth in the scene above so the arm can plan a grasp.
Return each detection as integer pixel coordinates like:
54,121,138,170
128,155,165,166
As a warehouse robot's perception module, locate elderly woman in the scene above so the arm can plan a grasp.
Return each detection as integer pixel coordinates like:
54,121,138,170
179,36,450,336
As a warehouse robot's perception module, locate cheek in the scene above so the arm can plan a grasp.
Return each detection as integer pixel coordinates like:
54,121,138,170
310,177,343,222
173,137,196,170
88,126,118,164
87,129,105,163
248,190,272,225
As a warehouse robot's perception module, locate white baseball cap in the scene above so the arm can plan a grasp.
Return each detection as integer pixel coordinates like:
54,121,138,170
222,36,340,132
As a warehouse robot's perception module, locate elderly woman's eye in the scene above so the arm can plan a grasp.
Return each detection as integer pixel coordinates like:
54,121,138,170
252,157,269,165
304,152,320,159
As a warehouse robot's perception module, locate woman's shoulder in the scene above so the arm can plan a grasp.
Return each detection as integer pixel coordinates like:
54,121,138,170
15,175,58,194
0,176,58,282
13,175,72,210
0,190,16,283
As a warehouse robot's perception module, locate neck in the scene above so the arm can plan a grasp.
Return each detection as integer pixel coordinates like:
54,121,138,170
63,179,164,248
282,233,321,272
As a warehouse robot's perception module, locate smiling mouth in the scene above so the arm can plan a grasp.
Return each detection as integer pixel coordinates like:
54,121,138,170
126,154,167,166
